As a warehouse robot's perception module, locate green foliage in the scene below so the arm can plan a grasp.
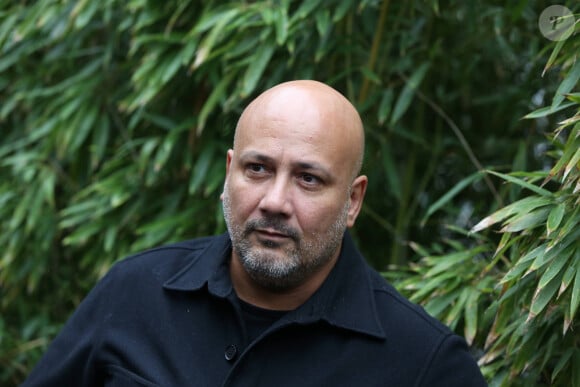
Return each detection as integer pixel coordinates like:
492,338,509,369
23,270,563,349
393,27,580,386
1,0,577,385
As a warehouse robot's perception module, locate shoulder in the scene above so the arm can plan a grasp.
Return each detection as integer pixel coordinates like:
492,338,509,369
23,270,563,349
105,235,217,283
118,235,215,265
368,269,450,336
365,268,486,385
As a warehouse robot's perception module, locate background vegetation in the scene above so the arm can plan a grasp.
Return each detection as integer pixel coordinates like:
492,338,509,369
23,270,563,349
1,0,578,385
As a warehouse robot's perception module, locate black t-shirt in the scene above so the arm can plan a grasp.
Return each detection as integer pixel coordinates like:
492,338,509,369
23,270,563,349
237,298,288,344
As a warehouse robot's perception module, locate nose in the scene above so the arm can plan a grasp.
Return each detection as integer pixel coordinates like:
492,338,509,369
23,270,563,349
258,176,292,217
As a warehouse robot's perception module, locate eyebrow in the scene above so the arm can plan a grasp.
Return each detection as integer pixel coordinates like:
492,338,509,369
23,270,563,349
239,151,274,164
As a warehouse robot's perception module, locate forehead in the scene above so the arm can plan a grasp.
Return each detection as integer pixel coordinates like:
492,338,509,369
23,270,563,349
233,84,363,178
235,101,341,166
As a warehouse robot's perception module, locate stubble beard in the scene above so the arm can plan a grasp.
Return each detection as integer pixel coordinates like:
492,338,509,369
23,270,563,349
222,184,350,292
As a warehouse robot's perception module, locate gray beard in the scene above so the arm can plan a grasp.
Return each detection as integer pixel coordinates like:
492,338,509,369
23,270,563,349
222,185,349,291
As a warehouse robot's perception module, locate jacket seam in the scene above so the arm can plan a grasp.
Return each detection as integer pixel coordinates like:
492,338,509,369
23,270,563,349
413,332,453,387
373,287,448,335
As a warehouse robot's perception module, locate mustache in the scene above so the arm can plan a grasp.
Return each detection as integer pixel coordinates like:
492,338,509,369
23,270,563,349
245,217,300,241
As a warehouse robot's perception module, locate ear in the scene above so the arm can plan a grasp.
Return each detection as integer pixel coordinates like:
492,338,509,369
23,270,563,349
221,149,234,201
225,149,234,176
346,175,368,228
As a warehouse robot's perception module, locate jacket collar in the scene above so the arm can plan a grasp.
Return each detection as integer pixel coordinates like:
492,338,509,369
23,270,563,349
163,232,385,340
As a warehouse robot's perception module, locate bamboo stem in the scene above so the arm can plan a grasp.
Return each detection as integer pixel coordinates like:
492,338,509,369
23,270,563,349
358,0,390,105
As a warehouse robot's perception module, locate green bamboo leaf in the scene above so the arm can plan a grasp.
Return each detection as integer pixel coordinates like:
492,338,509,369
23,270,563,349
23,60,102,99
571,258,580,322
425,293,457,318
60,200,101,226
563,146,580,181
134,211,192,248
491,232,521,261
189,145,215,195
552,59,580,110
523,101,575,119
241,41,275,98
40,167,56,208
445,290,468,329
548,134,580,179
91,119,110,169
529,228,580,273
0,95,19,120
103,226,118,253
145,132,179,187
379,140,401,201
538,246,572,288
9,186,34,230
63,222,103,246
224,35,261,60
197,72,236,135
143,112,176,131
378,89,394,124
487,170,553,196
273,6,289,45
126,61,164,110
464,289,479,346
291,0,323,21
260,6,274,24
408,241,432,258
135,138,159,175
552,208,580,248
151,134,178,178
203,161,226,197
315,9,331,37
70,103,99,153
423,171,482,226
25,181,45,232
529,268,564,320
501,245,545,283
192,9,239,70
160,53,183,84
551,347,575,383
564,92,580,104
547,202,566,236
191,7,240,35
410,271,457,301
71,0,98,30
559,256,577,297
333,0,354,21
390,63,430,126
501,207,550,232
360,67,382,85
0,11,18,49
558,114,580,128
542,37,566,76
471,195,551,232
424,247,486,277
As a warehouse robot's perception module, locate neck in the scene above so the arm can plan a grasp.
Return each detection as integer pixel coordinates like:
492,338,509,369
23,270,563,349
229,251,339,311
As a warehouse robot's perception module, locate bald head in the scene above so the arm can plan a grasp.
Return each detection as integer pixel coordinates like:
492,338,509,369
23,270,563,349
233,80,365,179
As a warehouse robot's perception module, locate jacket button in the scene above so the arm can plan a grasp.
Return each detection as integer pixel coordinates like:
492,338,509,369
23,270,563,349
224,344,238,361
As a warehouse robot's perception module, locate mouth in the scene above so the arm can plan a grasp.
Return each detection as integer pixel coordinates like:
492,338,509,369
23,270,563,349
254,228,291,240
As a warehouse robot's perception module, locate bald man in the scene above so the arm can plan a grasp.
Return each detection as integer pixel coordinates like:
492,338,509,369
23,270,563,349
23,81,486,386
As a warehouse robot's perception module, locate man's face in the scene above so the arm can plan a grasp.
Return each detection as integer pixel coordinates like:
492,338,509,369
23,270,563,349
223,86,364,291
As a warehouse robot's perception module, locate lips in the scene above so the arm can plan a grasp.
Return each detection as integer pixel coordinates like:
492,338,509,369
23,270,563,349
255,228,290,239
245,218,299,242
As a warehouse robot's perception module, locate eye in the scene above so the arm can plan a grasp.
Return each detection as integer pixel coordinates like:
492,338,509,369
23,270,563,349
299,173,321,187
245,163,269,178
248,163,265,172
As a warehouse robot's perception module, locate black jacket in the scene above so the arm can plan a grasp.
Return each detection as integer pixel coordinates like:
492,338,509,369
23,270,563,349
23,232,487,386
